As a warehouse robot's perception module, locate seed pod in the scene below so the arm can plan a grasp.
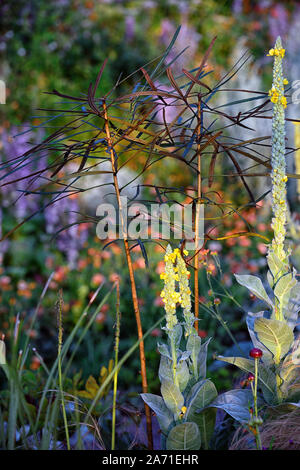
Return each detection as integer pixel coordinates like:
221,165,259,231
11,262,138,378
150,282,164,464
249,348,263,359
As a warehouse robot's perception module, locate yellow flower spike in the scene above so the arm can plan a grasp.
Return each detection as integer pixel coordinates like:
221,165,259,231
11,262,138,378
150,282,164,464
183,249,189,256
161,245,180,331
268,36,289,270
267,47,285,58
281,96,287,108
176,251,194,336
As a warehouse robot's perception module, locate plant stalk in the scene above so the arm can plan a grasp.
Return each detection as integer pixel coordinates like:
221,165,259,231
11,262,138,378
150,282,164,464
102,101,153,450
111,279,121,450
57,291,70,450
194,95,202,333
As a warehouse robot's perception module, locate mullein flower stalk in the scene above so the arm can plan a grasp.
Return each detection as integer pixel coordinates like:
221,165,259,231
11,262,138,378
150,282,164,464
160,245,193,385
161,245,180,386
177,251,194,337
268,37,289,275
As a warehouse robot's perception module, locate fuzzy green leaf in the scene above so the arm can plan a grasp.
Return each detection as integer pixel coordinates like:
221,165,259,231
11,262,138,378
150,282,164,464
284,280,300,330
161,379,184,417
177,359,190,392
198,338,211,380
273,272,297,321
216,355,276,403
196,408,216,450
186,379,217,449
186,334,201,378
235,274,273,308
157,343,172,360
186,379,218,417
246,311,273,365
254,318,294,363
267,251,289,285
159,356,190,392
166,422,201,450
158,355,173,383
141,393,173,435
209,389,255,423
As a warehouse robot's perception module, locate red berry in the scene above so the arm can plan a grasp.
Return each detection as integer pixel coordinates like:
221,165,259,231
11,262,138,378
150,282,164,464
250,348,263,359
247,372,255,382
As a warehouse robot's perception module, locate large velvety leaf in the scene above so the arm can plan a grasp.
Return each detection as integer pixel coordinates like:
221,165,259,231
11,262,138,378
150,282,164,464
157,342,172,360
209,341,252,371
235,274,273,308
166,422,201,450
141,393,173,435
254,318,294,363
186,379,218,418
279,353,299,400
173,324,183,348
161,379,184,417
186,379,217,449
158,355,173,383
284,281,300,330
176,359,190,393
196,408,216,450
198,338,211,380
267,251,289,285
246,311,273,365
159,356,190,392
273,272,297,322
186,334,201,378
208,389,256,423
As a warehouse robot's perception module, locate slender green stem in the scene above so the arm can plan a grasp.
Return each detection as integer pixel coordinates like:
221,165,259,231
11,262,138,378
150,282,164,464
85,315,165,421
253,358,262,450
57,291,70,451
111,280,121,451
254,358,258,418
194,294,244,356
170,333,178,387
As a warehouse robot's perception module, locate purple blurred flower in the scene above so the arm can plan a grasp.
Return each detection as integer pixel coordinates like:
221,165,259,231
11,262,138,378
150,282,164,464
125,15,135,42
232,0,243,15
153,80,184,126
45,192,89,269
0,125,46,220
268,4,289,42
160,19,201,72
